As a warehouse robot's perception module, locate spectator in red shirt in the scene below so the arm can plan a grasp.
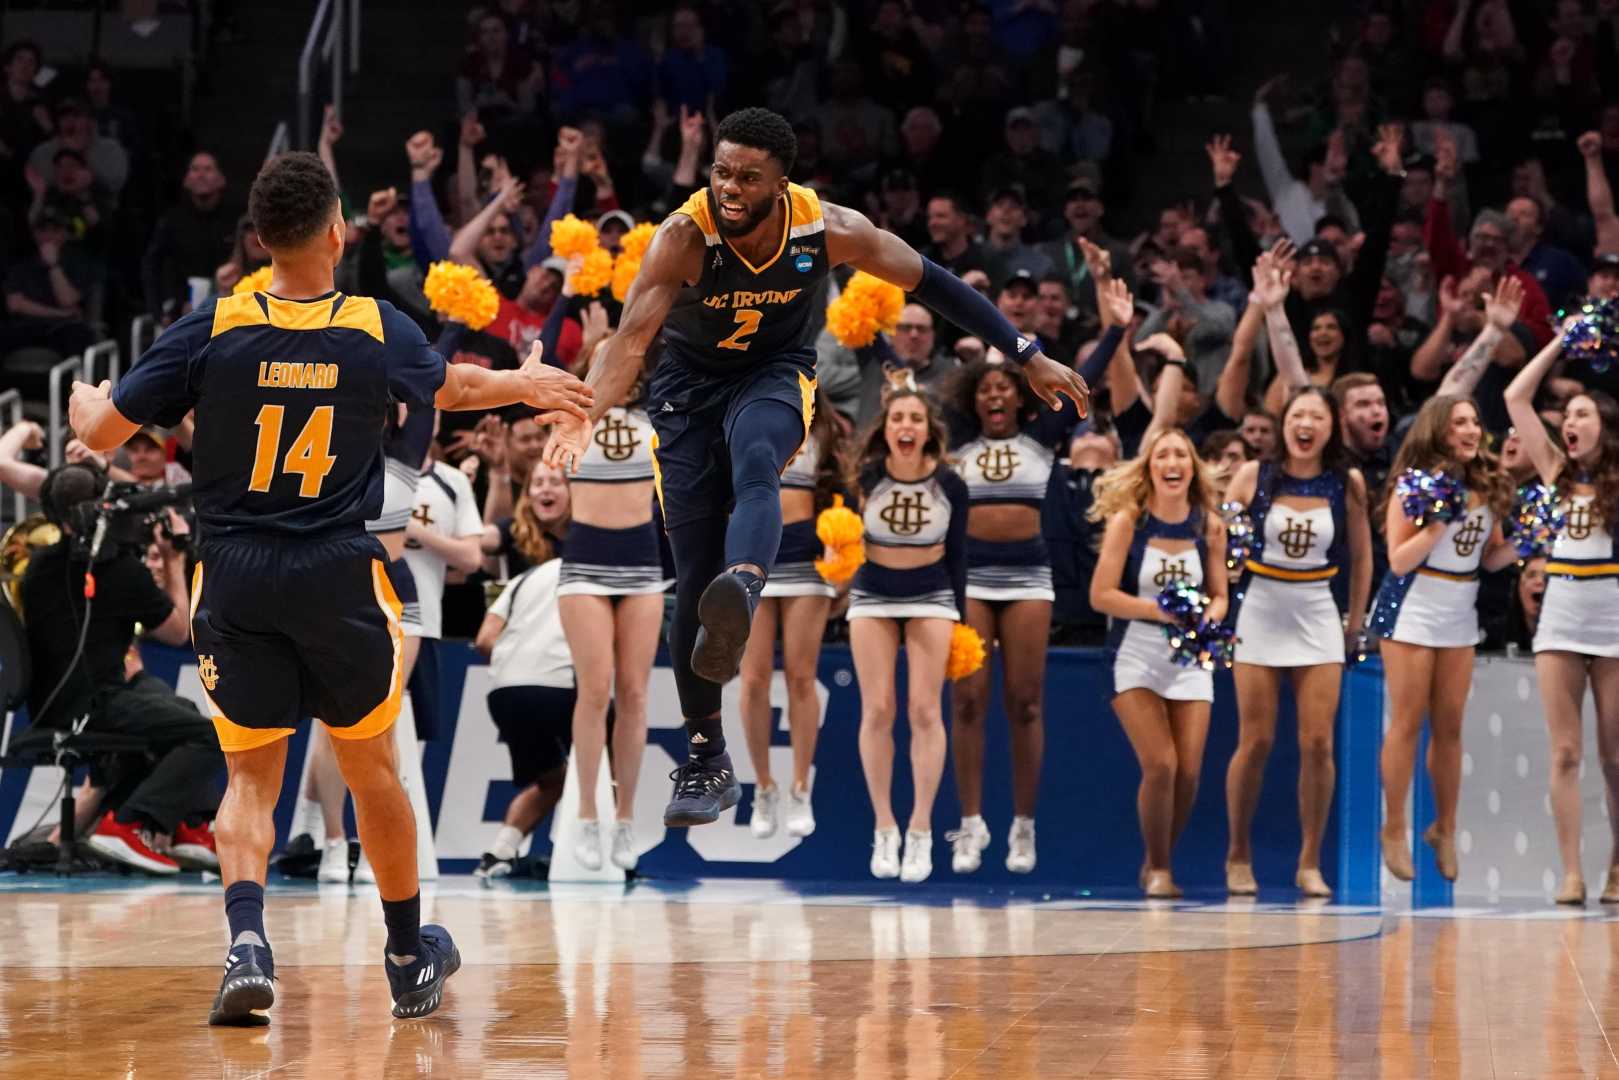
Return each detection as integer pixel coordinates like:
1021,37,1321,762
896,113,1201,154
1424,203,1553,346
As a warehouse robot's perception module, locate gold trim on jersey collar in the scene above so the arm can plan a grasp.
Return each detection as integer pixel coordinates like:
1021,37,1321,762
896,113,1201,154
722,192,791,275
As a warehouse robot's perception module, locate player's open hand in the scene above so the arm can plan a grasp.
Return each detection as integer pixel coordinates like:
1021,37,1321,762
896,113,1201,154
1022,353,1089,418
541,412,590,473
517,341,593,421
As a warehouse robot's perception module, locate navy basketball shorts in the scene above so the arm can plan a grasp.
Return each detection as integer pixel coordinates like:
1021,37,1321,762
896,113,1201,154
190,530,404,753
487,684,577,788
647,353,816,529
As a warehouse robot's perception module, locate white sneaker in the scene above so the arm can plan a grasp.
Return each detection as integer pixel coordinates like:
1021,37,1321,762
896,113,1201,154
610,821,638,870
947,816,991,873
575,820,603,871
318,838,350,884
1006,817,1036,874
354,847,376,884
870,827,901,879
900,830,934,883
785,784,816,838
751,785,780,839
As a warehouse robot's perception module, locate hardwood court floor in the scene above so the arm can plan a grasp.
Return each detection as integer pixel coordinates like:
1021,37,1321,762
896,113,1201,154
1,878,1618,1078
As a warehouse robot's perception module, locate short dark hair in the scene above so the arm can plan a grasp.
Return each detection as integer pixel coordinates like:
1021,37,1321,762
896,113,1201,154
714,107,797,174
2,41,40,68
1315,214,1350,235
249,151,339,250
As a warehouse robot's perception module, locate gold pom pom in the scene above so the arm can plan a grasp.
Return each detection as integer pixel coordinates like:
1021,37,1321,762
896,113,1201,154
570,247,615,296
814,542,865,585
825,271,905,348
619,221,657,261
233,266,273,295
611,252,641,302
946,623,987,681
423,261,501,331
815,495,863,549
549,214,599,260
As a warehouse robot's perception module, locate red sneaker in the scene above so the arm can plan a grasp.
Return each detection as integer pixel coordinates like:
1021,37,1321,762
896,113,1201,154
87,811,180,875
172,820,220,871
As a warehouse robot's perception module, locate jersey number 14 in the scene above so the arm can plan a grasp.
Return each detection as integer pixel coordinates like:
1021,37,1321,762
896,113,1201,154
249,404,337,498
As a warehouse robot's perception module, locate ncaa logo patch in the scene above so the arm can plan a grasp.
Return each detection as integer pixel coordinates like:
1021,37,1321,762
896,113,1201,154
794,253,813,273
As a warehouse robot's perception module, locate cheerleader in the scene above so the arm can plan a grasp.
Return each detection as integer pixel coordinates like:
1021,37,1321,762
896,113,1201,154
1223,384,1373,897
946,359,1060,874
558,339,669,873
1504,331,1619,904
1089,427,1227,897
739,393,845,841
1370,395,1516,882
847,383,968,883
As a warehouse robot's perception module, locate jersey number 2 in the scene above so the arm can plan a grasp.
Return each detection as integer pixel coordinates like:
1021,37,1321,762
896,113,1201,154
717,308,762,351
250,404,337,498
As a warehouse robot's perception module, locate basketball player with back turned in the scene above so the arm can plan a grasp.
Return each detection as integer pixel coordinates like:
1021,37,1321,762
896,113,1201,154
544,108,1088,825
69,152,592,1024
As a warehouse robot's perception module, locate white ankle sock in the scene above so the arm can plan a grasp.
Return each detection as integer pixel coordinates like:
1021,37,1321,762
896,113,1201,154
961,814,984,830
491,825,524,861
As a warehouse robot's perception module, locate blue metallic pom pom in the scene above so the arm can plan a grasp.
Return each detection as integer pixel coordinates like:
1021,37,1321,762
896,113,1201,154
1394,468,1466,527
1562,298,1619,374
1156,581,1237,670
1506,481,1564,559
1221,500,1254,570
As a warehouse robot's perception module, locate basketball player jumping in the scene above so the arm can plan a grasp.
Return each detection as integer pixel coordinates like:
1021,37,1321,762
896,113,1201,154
69,152,591,1024
544,108,1088,827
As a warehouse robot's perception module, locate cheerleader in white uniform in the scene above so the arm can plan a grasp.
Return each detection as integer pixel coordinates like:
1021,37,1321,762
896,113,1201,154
1369,395,1516,883
1224,385,1373,897
946,360,1063,876
847,386,968,883
558,346,670,874
739,394,845,841
1505,330,1619,904
1090,427,1228,897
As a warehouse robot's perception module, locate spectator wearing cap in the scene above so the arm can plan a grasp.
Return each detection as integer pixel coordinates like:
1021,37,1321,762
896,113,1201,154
1425,205,1554,346
814,61,897,180
597,209,635,255
1505,195,1587,313
1031,62,1113,165
124,426,190,488
922,192,987,278
981,187,1053,287
995,270,1040,335
978,106,1062,220
1037,171,1131,323
141,151,237,318
3,206,95,358
27,99,128,197
656,5,726,116
875,168,927,250
1134,246,1236,393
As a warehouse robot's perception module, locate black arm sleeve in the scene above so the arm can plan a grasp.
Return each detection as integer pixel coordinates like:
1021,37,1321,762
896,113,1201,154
1346,173,1401,332
1213,183,1261,288
539,295,572,369
358,225,398,306
944,469,969,619
1077,325,1124,388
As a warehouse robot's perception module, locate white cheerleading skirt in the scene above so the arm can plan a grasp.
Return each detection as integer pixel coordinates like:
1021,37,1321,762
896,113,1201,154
1535,572,1619,658
1233,575,1345,667
1373,570,1481,649
762,519,836,599
1110,621,1214,701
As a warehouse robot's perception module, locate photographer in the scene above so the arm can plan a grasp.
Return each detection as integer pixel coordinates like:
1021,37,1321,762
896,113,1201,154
19,464,222,875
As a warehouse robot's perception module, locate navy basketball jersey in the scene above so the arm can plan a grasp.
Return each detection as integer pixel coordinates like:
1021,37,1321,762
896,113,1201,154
112,290,445,536
660,183,830,375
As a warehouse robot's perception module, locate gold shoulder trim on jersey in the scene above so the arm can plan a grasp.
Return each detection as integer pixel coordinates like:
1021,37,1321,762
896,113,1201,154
329,294,385,343
788,183,823,225
264,293,341,332
672,188,720,246
209,292,269,338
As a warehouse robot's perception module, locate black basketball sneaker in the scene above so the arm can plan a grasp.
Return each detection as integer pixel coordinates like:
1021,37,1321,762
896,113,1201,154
385,924,461,1019
208,934,276,1027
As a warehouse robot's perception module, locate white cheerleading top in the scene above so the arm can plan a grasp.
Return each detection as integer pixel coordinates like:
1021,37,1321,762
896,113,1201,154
1548,494,1612,562
1259,502,1335,570
1423,505,1495,575
780,432,821,491
574,406,655,483
955,432,1053,506
860,465,958,548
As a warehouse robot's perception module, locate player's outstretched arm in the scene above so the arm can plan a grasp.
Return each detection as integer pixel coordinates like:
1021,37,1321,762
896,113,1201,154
543,215,702,472
69,379,141,453
822,203,1089,416
435,342,593,419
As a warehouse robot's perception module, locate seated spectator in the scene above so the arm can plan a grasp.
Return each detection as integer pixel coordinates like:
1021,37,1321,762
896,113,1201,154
0,41,52,212
656,5,726,115
549,10,652,124
855,0,934,113
457,10,544,120
1409,76,1481,165
28,99,128,199
1505,195,1587,313
123,425,191,488
981,187,1053,287
922,192,987,277
740,2,820,125
83,61,141,157
141,152,237,318
891,106,955,197
4,207,95,358
978,107,1063,225
33,148,112,280
1031,62,1113,166
814,61,897,182
874,167,927,250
